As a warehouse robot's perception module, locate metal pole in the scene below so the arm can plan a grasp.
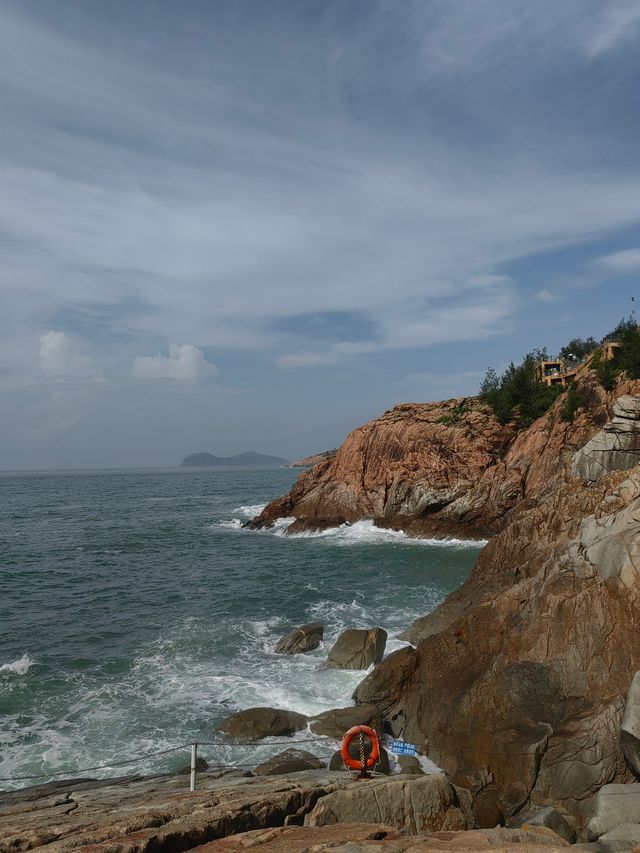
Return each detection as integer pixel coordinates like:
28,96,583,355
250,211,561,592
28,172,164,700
190,742,198,792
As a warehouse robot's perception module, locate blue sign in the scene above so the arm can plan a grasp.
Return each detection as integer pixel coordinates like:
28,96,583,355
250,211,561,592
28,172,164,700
391,740,417,756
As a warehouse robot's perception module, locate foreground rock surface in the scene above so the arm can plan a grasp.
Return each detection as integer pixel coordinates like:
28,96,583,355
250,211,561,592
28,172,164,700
194,822,573,852
274,623,324,655
327,628,387,669
218,707,308,740
305,773,471,834
0,770,353,853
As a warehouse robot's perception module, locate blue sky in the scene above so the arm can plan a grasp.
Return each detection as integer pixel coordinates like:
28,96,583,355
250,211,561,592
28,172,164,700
2,0,640,468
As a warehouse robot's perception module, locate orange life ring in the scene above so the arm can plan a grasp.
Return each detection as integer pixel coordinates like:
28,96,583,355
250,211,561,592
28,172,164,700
340,725,380,771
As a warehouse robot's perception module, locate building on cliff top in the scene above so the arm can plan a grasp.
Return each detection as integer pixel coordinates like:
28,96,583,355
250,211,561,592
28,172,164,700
537,339,621,388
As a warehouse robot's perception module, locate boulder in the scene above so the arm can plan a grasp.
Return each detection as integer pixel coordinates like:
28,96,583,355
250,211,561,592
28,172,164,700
586,783,640,840
397,755,424,776
621,671,640,775
176,755,208,775
512,806,575,843
328,746,391,775
253,749,325,776
326,628,387,670
275,623,324,655
218,707,308,741
309,704,382,739
599,822,640,846
305,773,470,834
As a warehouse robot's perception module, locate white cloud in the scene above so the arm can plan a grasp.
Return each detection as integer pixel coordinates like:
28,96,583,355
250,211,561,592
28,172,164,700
537,289,561,303
583,2,640,58
38,331,94,377
131,344,217,383
596,248,640,274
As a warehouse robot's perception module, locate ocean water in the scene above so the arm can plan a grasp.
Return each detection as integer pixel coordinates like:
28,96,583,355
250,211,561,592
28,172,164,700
0,468,484,789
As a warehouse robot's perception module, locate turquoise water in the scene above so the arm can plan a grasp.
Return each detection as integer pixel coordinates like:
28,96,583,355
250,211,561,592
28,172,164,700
0,468,483,788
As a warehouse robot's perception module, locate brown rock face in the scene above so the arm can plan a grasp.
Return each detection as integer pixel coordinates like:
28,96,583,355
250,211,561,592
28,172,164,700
357,467,640,826
247,397,514,537
248,377,639,539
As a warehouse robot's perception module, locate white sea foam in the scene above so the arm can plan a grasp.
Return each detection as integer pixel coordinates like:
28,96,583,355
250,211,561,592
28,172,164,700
0,654,34,675
226,515,487,549
234,504,267,518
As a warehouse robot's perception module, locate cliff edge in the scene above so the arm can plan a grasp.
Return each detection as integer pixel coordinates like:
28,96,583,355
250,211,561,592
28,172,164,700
248,371,640,834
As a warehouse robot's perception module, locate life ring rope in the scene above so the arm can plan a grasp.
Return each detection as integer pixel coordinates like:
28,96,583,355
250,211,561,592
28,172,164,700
340,724,380,771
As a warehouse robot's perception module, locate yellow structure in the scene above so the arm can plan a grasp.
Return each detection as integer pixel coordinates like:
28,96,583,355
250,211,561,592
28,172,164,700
537,341,621,388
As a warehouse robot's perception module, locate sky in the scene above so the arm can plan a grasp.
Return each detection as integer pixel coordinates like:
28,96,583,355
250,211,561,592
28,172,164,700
2,0,640,469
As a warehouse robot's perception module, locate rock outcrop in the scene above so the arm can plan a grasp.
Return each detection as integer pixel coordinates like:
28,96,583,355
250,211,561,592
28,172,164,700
196,822,573,852
275,623,324,655
621,672,640,775
286,450,338,468
0,770,352,853
305,774,472,834
572,395,640,482
327,628,387,670
218,707,308,741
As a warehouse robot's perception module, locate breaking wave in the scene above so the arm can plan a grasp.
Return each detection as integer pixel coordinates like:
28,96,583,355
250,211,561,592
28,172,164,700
0,654,34,676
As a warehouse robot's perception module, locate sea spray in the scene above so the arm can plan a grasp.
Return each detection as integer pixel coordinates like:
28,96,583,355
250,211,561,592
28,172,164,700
0,467,482,788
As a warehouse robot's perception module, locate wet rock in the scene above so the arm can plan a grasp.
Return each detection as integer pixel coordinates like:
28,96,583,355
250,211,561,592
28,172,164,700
512,806,575,843
305,773,470,834
309,704,382,739
621,672,640,775
176,755,209,775
275,623,324,655
219,707,308,741
253,749,325,776
327,628,387,670
586,783,640,840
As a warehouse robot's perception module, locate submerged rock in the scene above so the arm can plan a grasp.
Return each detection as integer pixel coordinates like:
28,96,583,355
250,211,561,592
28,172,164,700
275,623,324,655
218,707,308,741
326,628,387,670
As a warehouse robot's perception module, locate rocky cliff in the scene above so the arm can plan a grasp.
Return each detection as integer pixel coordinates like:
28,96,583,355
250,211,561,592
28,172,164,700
249,372,640,833
249,374,638,538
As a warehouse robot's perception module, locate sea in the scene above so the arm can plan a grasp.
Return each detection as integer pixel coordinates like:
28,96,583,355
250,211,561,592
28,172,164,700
0,467,484,789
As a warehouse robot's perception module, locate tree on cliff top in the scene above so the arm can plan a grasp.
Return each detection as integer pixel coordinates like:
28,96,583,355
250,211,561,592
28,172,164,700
480,350,562,427
558,337,598,362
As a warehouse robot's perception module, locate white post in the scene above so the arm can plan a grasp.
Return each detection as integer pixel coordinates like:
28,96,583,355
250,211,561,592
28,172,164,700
190,742,198,792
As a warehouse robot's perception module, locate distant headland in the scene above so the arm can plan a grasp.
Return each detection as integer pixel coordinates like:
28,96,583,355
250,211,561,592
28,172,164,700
181,451,289,468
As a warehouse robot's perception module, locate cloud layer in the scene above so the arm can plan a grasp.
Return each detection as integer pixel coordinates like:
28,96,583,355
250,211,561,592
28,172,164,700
1,0,640,466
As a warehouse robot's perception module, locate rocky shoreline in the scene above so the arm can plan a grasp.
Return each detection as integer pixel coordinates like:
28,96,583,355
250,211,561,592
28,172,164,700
6,373,640,851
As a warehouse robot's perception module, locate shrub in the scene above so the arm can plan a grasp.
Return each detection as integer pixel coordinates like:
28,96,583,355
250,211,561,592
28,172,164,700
559,337,598,362
560,383,581,422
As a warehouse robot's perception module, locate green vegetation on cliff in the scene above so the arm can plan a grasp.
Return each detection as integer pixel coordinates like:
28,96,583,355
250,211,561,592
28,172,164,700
479,350,561,427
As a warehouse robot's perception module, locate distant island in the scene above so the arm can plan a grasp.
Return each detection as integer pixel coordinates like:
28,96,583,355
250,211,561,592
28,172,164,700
181,451,289,468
